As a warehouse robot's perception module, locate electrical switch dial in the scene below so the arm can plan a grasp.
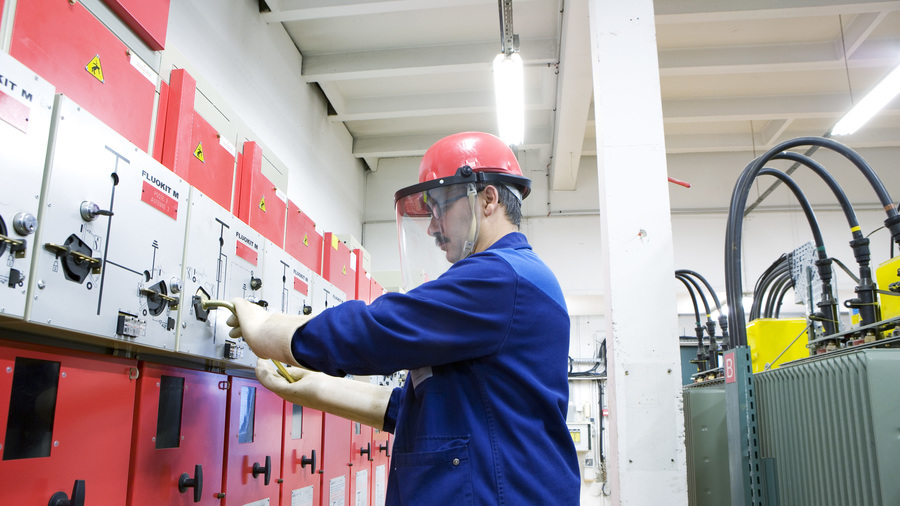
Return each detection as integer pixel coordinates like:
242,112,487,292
44,234,102,283
79,201,114,222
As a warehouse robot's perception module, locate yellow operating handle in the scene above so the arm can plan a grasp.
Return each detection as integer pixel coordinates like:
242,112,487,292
198,297,296,384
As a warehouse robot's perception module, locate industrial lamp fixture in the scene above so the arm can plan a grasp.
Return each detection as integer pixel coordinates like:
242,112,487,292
493,0,524,146
832,62,900,136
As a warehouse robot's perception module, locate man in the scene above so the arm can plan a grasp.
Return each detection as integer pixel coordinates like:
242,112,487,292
227,132,580,504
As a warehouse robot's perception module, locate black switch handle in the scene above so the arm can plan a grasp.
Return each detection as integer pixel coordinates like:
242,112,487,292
379,442,391,457
253,455,272,485
300,449,317,475
48,479,85,506
178,464,204,503
360,442,373,461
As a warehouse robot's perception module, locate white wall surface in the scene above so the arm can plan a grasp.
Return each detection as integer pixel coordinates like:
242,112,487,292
167,0,367,236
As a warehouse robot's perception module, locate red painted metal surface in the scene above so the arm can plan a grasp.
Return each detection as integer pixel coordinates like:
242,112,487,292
235,141,287,248
101,0,170,51
280,403,324,506
349,422,374,506
222,376,283,506
127,363,227,505
371,429,392,506
323,232,356,299
159,68,235,210
10,0,156,151
321,414,352,506
0,340,137,505
370,277,386,302
354,249,371,303
285,200,324,275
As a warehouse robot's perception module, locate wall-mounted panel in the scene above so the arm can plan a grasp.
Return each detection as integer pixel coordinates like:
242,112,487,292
26,95,189,352
177,189,263,369
0,52,54,320
285,200,323,275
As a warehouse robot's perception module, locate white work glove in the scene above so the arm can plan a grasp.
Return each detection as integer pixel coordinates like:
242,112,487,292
226,298,313,367
255,359,394,431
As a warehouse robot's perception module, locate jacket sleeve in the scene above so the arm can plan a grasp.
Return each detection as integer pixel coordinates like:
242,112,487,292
290,252,518,376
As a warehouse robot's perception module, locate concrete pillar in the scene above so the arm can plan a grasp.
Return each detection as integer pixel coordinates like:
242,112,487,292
587,0,688,504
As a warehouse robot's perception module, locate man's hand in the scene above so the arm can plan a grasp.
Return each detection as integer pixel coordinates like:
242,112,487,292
255,359,394,431
225,298,312,366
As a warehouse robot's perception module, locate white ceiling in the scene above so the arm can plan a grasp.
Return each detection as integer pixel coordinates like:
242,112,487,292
260,0,900,197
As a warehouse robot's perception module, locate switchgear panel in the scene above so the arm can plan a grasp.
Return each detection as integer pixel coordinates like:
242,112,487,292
0,340,136,505
281,403,324,506
310,272,346,316
177,189,263,369
26,95,189,351
261,239,313,319
222,376,283,506
0,53,54,320
127,363,227,505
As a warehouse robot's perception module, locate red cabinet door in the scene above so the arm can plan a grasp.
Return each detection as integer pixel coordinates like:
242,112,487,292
0,340,137,505
128,363,227,505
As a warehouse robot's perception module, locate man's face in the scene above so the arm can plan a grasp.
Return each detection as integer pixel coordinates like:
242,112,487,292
425,185,473,263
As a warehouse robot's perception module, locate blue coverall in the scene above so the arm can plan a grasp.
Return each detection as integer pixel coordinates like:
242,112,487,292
292,232,580,505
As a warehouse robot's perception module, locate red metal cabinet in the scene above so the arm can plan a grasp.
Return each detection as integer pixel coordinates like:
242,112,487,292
222,376,283,506
323,233,356,300
0,340,137,505
235,141,287,248
371,430,391,506
370,278,386,303
158,68,236,211
127,363,227,505
101,0,171,51
285,201,324,275
280,403,324,506
354,249,372,303
321,413,352,506
10,0,156,151
350,422,374,506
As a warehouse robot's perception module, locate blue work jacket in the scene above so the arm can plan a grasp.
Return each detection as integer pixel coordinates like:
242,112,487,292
292,232,580,505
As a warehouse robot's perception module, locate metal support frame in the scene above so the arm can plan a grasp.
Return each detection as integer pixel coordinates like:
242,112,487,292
724,346,768,505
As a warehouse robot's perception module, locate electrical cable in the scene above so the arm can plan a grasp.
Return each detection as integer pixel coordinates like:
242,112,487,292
771,151,879,326
676,274,707,369
773,276,795,319
675,269,726,361
764,272,794,319
723,136,897,347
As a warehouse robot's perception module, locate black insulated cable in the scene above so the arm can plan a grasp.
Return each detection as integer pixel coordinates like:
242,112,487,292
770,151,880,327
724,137,896,346
676,274,707,370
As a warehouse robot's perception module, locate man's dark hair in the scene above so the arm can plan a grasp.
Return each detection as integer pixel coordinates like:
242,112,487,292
477,183,522,228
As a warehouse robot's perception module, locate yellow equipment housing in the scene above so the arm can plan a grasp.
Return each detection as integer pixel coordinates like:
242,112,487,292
746,317,809,373
876,255,900,321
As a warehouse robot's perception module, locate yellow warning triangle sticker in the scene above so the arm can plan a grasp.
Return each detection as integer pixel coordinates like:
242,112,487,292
259,197,266,212
342,265,347,275
193,143,205,162
85,55,104,83
303,233,309,246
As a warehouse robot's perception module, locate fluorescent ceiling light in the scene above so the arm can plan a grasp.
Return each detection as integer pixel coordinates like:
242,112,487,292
493,52,524,145
832,63,900,136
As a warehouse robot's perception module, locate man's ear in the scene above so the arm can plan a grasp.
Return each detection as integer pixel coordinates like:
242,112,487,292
481,185,500,216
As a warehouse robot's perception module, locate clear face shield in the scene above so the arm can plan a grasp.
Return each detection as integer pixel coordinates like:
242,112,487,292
395,182,479,292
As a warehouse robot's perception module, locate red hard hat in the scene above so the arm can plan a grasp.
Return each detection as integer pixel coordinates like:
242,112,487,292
419,132,525,182
395,132,531,207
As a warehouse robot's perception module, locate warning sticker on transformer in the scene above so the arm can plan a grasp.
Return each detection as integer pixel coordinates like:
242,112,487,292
141,181,178,220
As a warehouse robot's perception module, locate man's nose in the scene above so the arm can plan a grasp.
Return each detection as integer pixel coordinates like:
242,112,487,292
427,214,441,236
